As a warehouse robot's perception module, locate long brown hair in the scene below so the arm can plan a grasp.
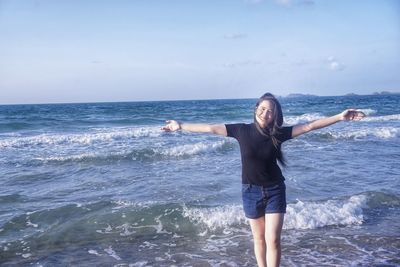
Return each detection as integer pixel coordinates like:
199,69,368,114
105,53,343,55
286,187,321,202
254,93,286,166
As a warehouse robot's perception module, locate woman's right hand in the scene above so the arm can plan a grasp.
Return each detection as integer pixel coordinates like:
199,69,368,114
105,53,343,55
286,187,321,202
161,120,181,132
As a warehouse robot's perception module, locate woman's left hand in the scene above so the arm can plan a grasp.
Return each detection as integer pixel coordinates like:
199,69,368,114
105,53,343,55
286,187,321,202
340,109,366,121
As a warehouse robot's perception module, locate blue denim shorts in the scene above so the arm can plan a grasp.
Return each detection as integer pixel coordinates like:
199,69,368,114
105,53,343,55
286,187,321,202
242,182,286,219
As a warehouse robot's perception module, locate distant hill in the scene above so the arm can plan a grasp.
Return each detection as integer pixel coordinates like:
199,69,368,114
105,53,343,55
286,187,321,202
280,91,399,99
372,91,400,95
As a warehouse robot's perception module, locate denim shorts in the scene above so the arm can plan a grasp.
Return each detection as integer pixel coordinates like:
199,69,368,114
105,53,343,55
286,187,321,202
242,182,286,219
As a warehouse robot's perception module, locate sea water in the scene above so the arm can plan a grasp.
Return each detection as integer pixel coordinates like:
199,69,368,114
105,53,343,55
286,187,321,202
0,94,399,266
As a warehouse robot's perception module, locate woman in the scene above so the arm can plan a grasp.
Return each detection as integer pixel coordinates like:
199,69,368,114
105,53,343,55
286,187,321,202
161,93,365,267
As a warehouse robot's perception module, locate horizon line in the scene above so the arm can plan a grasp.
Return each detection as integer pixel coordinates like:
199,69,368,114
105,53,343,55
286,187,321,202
1,91,399,106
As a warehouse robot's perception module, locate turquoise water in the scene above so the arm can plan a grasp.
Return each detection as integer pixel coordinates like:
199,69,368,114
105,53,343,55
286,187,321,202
0,95,399,266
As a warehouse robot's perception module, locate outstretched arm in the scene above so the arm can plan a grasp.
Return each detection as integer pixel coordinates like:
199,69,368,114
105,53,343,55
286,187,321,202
161,120,227,136
292,109,365,138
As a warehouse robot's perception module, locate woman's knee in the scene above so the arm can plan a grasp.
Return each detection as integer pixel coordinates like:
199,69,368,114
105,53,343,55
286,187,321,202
253,234,266,244
266,235,281,248
253,236,266,250
251,230,266,246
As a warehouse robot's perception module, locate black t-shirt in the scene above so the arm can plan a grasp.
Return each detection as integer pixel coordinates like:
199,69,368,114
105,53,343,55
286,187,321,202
225,123,293,186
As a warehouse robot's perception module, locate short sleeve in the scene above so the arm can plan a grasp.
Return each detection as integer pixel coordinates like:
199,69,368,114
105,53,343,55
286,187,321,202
276,126,293,143
225,123,243,139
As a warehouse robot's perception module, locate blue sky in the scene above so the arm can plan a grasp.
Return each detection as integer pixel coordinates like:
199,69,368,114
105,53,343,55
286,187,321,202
0,0,399,104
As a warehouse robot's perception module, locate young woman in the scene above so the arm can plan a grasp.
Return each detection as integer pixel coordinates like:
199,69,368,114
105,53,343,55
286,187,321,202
161,93,365,267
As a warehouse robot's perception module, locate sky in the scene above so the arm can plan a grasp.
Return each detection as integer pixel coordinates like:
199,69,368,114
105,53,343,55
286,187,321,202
0,0,399,104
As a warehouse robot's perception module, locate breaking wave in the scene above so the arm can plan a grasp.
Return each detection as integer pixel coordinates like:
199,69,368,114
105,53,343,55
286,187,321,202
183,195,368,230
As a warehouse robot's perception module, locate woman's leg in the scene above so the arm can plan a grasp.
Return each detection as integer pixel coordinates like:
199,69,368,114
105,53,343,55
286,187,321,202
249,216,267,267
265,213,285,267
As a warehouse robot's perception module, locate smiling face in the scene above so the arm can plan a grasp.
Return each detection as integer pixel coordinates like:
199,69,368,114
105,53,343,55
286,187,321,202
255,100,275,128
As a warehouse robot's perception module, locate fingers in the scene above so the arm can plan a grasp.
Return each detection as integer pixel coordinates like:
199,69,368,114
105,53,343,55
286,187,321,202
161,123,172,129
353,111,366,121
356,111,366,118
161,121,170,131
161,120,176,132
349,110,358,120
345,110,366,121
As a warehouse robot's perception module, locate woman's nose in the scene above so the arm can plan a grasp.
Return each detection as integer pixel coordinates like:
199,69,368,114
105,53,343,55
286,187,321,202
262,111,271,117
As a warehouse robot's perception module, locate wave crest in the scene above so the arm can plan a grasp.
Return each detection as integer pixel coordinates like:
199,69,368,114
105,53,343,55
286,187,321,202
285,195,367,230
0,127,162,149
284,113,324,125
357,109,377,116
34,140,233,163
183,195,367,231
155,140,230,157
362,114,400,122
283,111,400,125
182,205,245,230
326,127,398,140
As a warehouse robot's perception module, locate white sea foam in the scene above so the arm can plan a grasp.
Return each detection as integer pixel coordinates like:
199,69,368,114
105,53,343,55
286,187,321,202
283,110,400,125
26,220,38,228
88,249,102,256
14,137,230,163
34,152,100,162
285,195,367,230
362,114,400,122
96,224,113,234
208,259,239,267
111,200,157,210
34,141,221,162
183,195,367,231
139,241,158,250
182,205,246,230
327,127,398,139
284,113,324,125
34,149,136,163
156,140,229,157
357,108,377,116
0,126,161,149
116,223,136,236
129,261,149,267
104,246,121,260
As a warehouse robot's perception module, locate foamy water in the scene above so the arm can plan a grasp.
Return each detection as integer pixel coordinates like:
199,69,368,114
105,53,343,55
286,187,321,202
182,195,367,231
1,95,399,266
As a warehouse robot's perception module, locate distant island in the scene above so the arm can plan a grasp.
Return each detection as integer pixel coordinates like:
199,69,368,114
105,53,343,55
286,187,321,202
372,91,400,95
346,91,399,96
283,91,399,98
345,93,358,96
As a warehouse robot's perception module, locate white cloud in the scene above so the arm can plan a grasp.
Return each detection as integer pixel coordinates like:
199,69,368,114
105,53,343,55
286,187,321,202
245,0,264,4
327,56,345,71
275,0,315,7
276,0,291,6
223,60,262,68
299,0,315,6
223,33,248,39
246,0,314,7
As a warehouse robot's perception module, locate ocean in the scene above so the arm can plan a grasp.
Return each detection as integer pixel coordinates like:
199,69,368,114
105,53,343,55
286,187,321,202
0,94,399,266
